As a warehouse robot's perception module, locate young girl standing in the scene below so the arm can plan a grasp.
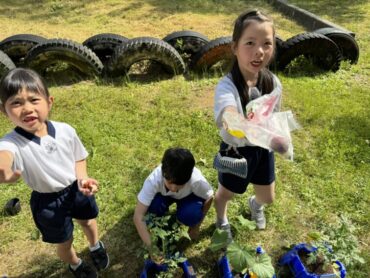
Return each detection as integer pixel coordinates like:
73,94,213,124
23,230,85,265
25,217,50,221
0,68,109,277
214,10,282,236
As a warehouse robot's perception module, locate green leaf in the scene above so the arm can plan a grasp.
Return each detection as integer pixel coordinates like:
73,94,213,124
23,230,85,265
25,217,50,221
209,228,229,252
236,215,257,230
249,253,275,278
227,242,254,273
30,229,40,241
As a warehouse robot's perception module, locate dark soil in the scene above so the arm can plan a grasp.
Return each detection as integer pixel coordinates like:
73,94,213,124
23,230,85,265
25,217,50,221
298,250,335,274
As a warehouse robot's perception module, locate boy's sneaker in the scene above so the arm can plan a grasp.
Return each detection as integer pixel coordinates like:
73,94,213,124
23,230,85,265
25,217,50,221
69,260,97,278
215,222,233,244
90,241,109,271
248,196,266,230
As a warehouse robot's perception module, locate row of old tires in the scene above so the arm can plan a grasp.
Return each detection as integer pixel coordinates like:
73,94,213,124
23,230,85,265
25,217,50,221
0,28,359,80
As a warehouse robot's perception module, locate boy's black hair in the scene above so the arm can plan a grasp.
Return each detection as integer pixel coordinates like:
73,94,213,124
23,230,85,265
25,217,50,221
161,147,195,185
0,68,49,106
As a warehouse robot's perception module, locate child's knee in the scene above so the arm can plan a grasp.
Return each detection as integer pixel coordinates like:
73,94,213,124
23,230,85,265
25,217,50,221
215,188,234,202
258,193,275,204
177,203,203,227
77,218,95,228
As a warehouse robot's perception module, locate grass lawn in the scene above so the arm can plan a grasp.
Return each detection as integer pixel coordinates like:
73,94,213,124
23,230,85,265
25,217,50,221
0,0,369,277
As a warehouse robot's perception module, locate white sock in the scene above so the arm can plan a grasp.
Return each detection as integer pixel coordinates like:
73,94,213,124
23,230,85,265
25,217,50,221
89,241,101,252
70,258,82,270
216,217,229,227
251,196,264,210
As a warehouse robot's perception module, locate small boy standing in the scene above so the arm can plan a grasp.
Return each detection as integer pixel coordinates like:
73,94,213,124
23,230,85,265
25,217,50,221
133,147,214,255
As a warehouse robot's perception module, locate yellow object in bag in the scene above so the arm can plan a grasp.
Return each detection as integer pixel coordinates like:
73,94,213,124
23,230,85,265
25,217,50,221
227,129,246,139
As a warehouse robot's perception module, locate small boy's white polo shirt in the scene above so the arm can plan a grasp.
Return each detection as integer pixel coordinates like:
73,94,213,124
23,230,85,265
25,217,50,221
0,121,88,193
138,165,214,206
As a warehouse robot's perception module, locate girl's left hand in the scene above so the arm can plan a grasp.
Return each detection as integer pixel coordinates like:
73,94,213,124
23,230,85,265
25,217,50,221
78,178,98,196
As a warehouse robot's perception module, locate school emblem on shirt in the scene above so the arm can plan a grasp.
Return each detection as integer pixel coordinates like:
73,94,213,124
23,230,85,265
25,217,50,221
44,141,57,154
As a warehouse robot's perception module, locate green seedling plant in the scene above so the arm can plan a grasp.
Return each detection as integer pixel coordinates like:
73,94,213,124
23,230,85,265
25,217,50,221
306,214,365,275
320,215,365,269
304,233,340,276
143,213,190,278
210,215,275,278
175,38,192,65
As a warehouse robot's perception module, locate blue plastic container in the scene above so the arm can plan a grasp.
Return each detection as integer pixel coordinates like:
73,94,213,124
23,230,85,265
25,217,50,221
180,259,197,278
217,255,234,278
140,259,168,278
140,258,196,278
217,247,276,278
279,243,346,278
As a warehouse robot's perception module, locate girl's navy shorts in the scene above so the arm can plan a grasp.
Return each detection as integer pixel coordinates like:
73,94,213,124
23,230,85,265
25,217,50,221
30,180,99,244
218,142,275,194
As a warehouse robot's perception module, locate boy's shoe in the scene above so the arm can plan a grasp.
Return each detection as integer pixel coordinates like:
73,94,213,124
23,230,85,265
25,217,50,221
90,241,109,271
215,223,233,244
69,260,97,278
248,196,266,230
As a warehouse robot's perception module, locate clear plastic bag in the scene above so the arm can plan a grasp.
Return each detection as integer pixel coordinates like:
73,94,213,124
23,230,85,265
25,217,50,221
222,90,300,160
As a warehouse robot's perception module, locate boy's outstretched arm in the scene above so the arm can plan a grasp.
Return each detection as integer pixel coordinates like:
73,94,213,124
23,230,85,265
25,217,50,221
0,150,21,183
75,159,98,196
133,201,151,247
188,196,214,239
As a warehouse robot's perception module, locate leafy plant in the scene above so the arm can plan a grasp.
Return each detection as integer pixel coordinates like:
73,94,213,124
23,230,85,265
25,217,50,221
143,213,190,277
308,215,365,270
174,38,192,65
234,215,257,232
210,229,275,278
305,240,339,275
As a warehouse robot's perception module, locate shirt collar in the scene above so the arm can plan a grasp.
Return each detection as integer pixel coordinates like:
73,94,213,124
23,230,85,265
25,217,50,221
14,121,56,145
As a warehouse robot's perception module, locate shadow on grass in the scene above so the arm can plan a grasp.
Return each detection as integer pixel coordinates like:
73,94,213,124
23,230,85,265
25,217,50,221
12,209,143,278
287,0,368,27
0,0,91,23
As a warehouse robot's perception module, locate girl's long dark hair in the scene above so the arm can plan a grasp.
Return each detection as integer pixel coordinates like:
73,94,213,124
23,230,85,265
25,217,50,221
230,10,275,110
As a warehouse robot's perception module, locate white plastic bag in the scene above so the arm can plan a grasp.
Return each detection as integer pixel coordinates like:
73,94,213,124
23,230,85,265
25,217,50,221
222,90,300,160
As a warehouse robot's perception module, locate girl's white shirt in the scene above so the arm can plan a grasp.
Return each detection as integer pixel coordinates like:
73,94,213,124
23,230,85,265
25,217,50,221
214,73,282,147
0,121,88,193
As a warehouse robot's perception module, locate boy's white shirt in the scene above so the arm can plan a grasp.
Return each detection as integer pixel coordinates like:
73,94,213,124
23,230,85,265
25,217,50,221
0,121,88,193
214,73,282,147
138,165,214,206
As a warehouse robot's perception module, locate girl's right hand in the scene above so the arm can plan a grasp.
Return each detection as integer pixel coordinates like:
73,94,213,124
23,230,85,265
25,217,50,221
0,168,21,183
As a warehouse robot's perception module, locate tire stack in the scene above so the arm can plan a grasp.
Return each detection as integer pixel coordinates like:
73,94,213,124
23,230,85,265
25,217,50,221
0,28,359,82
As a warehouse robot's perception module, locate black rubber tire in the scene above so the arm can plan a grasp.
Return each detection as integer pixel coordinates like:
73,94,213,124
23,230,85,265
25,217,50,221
24,39,104,77
190,36,233,72
0,34,47,65
107,37,185,77
269,35,285,71
313,27,359,64
163,30,210,65
278,32,342,71
82,33,129,64
0,50,16,78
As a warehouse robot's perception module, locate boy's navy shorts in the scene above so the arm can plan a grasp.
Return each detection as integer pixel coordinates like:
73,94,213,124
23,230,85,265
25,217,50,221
218,142,275,194
148,193,205,227
30,180,99,244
